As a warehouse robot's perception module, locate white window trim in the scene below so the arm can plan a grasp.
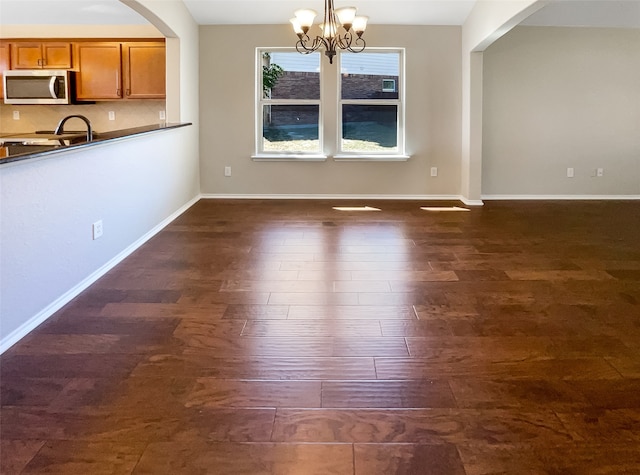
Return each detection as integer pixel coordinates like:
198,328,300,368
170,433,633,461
336,48,407,160
254,48,324,159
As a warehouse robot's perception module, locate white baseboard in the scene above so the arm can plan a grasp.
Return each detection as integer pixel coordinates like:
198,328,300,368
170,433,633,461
460,198,485,206
482,194,640,201
0,195,200,355
200,193,467,202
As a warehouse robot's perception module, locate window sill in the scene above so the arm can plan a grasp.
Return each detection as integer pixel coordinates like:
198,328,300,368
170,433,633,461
333,154,411,162
252,154,328,162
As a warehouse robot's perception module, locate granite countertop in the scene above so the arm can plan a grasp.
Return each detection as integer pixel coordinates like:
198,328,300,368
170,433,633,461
0,122,192,166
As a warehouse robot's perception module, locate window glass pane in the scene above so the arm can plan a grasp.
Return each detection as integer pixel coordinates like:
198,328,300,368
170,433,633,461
263,52,320,100
342,104,397,152
263,104,320,152
341,52,400,100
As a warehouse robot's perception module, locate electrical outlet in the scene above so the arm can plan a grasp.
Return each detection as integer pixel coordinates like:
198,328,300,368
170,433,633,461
92,220,103,240
108,111,115,121
567,167,574,178
224,166,232,177
159,110,166,120
597,168,604,177
430,167,438,177
13,110,20,120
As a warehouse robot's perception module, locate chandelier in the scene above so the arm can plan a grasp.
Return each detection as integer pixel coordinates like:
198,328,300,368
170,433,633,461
290,0,368,64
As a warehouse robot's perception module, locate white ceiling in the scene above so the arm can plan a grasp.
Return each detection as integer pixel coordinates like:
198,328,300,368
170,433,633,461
181,0,476,26
0,0,638,28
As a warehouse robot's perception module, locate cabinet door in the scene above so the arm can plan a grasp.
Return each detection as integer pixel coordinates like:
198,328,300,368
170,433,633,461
10,42,42,69
10,42,71,69
75,43,122,100
42,43,72,69
122,42,165,99
0,42,10,98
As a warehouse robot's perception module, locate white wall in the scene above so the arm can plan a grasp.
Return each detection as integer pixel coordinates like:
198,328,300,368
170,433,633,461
0,130,199,349
199,25,462,198
0,0,200,351
482,26,640,197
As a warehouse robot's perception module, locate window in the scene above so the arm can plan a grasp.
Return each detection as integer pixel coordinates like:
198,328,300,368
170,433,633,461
382,79,396,93
256,50,322,157
339,50,404,156
255,48,406,160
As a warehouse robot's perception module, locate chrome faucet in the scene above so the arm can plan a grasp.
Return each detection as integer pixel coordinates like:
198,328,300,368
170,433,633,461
54,114,93,145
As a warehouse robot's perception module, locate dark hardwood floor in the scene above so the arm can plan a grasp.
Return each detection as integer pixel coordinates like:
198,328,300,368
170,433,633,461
2,199,640,474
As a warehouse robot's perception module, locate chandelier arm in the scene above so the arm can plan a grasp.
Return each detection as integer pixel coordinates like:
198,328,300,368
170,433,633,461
296,34,325,54
335,31,353,50
345,36,366,54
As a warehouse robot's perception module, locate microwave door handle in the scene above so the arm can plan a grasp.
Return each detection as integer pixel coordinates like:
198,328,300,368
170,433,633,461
48,76,57,99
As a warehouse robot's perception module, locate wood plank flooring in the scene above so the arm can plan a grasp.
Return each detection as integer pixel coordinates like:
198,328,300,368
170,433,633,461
2,199,640,474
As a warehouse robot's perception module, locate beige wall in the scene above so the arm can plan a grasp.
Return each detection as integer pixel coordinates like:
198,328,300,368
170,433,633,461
460,0,544,203
199,25,462,198
482,26,640,197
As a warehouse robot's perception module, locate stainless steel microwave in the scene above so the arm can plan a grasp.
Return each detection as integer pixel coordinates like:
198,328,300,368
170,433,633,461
3,69,73,105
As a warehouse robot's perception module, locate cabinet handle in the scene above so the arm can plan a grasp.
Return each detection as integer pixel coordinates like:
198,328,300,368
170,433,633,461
126,89,130,96
37,58,42,66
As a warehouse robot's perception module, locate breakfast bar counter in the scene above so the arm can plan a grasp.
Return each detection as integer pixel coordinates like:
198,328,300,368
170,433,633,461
0,122,192,166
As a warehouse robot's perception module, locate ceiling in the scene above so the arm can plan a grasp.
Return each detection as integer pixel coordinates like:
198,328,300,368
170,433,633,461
0,0,638,28
181,0,476,26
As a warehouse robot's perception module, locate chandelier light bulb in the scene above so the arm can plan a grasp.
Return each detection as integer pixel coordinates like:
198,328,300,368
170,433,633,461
290,18,304,35
320,22,337,39
334,6,357,29
352,16,368,35
294,9,317,28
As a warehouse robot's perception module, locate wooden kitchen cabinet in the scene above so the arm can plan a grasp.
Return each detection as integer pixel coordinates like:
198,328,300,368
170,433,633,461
74,42,123,100
10,42,72,69
122,42,166,99
74,41,165,101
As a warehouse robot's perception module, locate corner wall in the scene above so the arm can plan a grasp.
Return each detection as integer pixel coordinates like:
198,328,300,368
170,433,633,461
482,26,640,197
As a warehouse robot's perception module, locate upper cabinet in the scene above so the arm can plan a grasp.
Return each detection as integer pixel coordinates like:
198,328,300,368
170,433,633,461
1,39,165,101
10,42,72,69
74,41,165,101
122,42,166,99
74,42,123,100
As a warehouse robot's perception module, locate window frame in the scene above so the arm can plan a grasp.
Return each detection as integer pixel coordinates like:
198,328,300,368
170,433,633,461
253,48,326,160
335,48,407,160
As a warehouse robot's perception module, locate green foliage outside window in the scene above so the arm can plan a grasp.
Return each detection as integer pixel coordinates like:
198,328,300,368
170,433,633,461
262,53,284,96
